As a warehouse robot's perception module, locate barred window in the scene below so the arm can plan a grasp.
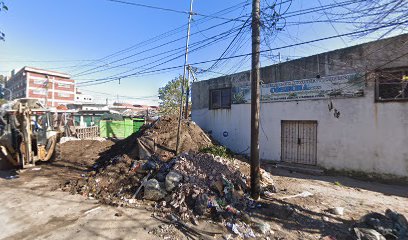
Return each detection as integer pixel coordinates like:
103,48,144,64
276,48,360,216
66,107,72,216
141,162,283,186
33,89,46,95
210,88,231,109
58,82,72,88
58,92,71,98
33,79,46,85
377,68,408,101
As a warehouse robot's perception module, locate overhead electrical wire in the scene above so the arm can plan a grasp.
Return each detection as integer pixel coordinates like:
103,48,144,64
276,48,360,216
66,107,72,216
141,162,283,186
199,16,251,74
106,0,248,22
281,0,366,19
25,0,358,75
75,20,408,87
70,1,251,75
81,89,158,100
75,0,405,88
72,0,299,75
0,59,96,63
73,17,249,77
77,21,252,84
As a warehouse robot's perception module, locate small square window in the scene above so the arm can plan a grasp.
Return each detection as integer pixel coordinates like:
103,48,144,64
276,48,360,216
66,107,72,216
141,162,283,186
376,68,408,101
210,88,231,109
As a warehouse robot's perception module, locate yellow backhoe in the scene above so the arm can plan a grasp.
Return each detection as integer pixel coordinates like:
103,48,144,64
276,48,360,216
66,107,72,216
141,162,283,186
0,98,61,169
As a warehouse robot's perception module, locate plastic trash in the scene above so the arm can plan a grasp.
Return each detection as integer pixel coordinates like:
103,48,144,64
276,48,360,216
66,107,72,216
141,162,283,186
281,191,313,199
354,228,386,240
253,222,271,235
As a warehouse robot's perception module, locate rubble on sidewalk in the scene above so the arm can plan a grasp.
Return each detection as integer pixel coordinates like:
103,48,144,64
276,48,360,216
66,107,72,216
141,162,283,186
352,209,408,240
144,179,166,201
61,115,279,239
62,150,277,238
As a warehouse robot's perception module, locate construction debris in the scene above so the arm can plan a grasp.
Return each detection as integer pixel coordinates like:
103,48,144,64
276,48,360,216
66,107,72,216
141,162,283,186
64,151,277,238
352,209,408,239
281,191,313,199
165,171,183,192
144,178,166,201
60,116,281,238
328,207,345,216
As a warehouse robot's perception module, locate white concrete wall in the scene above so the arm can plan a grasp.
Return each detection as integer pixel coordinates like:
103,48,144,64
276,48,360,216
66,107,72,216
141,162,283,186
192,85,408,177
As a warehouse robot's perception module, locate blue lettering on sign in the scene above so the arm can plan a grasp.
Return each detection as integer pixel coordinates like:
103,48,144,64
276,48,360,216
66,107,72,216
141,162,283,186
269,84,309,93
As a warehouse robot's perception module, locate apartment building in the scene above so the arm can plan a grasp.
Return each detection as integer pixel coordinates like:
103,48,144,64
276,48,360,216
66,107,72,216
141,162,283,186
5,67,75,107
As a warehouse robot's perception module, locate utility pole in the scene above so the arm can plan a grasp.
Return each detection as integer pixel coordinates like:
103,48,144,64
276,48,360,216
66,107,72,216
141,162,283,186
184,65,191,119
45,75,50,107
176,0,194,155
250,0,261,199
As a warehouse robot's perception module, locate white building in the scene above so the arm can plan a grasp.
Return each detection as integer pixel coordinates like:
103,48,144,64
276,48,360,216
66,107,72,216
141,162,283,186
75,93,94,104
192,34,408,178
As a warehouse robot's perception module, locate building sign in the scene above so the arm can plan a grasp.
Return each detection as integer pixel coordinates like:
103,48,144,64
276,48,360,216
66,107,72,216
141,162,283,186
232,73,364,104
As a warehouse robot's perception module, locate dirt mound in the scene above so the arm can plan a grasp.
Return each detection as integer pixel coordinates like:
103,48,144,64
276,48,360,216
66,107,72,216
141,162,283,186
64,154,142,205
90,115,213,168
60,140,114,167
62,116,214,204
137,115,213,160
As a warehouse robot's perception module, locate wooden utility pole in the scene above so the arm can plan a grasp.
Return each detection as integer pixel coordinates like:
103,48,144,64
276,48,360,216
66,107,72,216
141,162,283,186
176,0,194,155
250,0,261,199
184,66,191,119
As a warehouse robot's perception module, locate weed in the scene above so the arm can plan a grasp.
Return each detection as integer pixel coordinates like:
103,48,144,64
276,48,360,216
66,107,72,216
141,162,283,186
199,145,233,159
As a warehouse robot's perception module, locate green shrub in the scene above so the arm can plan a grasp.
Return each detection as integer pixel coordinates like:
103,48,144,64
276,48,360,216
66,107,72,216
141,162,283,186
199,145,233,159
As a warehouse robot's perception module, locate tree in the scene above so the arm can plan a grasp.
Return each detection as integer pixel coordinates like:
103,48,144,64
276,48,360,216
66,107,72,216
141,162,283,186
0,1,8,41
158,75,188,116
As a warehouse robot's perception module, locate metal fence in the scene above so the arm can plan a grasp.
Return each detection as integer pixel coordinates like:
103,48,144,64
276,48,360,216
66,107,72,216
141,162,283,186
75,126,100,139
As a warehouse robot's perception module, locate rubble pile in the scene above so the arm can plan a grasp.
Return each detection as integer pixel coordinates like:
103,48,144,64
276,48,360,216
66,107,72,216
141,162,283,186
61,116,278,238
352,209,408,240
62,155,143,205
63,150,277,238
139,152,277,238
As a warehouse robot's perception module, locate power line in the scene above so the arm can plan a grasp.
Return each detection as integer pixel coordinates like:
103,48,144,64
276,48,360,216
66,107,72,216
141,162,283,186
106,0,189,15
81,89,158,100
202,17,251,73
76,22,252,83
281,0,365,19
73,18,247,77
0,59,96,63
317,0,348,47
70,1,251,75
76,20,408,87
106,0,248,22
12,0,354,75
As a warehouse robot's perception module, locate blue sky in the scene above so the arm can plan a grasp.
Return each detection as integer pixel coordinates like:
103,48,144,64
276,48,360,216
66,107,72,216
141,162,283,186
0,0,403,105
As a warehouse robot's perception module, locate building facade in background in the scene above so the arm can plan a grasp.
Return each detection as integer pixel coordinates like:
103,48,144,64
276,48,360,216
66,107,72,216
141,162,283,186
75,93,94,104
5,67,75,107
192,33,408,178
